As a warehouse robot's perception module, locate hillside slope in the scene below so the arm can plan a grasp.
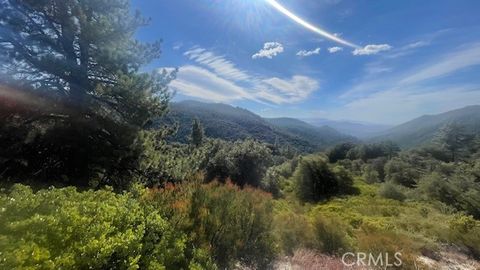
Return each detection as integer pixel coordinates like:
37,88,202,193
372,105,480,148
156,101,355,152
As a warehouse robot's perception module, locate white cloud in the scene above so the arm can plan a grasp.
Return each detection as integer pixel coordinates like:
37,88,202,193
352,44,392,55
262,76,319,102
169,47,320,104
333,42,480,123
401,42,480,85
184,48,250,81
172,42,183,50
385,41,429,59
296,48,321,57
328,46,343,53
252,42,284,59
169,65,256,103
318,86,480,124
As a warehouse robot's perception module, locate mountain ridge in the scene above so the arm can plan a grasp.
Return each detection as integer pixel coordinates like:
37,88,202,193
156,100,356,152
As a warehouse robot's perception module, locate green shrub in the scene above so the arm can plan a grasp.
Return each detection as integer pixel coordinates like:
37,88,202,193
363,164,380,183
378,182,406,202
145,181,277,269
0,184,211,269
205,139,272,187
384,157,419,187
294,155,354,202
312,215,351,254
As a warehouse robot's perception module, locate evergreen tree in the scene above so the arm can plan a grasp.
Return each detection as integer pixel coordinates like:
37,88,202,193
191,118,204,147
0,0,175,186
434,122,469,162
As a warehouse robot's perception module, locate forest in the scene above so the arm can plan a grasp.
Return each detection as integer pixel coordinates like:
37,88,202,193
1,0,480,269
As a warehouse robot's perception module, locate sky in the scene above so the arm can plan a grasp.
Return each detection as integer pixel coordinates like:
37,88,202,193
132,0,480,125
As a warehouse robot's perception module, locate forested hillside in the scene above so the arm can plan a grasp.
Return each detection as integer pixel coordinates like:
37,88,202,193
157,100,355,152
373,105,480,148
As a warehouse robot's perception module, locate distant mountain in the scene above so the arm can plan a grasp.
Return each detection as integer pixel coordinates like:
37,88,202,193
304,118,391,139
156,100,355,152
372,105,480,148
265,117,357,147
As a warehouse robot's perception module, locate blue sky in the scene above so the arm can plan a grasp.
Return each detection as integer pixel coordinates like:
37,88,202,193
132,0,480,125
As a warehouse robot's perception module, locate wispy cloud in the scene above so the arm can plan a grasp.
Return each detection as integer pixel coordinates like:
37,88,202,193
262,76,319,102
328,46,343,53
332,42,480,123
352,44,392,55
184,47,250,81
296,48,321,57
169,47,320,104
317,85,480,124
401,42,480,85
169,65,257,103
252,42,284,59
385,41,429,59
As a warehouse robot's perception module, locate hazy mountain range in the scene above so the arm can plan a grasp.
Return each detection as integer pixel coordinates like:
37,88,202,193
157,101,480,150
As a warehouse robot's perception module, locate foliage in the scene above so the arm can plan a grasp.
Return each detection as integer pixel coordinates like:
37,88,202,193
0,184,213,269
0,181,278,269
417,171,480,218
205,139,272,187
378,182,406,202
0,0,173,187
294,155,354,202
384,157,420,187
363,164,380,183
434,122,471,162
190,118,204,147
327,142,356,163
144,181,277,269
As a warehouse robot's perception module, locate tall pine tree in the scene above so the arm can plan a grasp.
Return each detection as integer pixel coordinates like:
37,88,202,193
0,0,175,187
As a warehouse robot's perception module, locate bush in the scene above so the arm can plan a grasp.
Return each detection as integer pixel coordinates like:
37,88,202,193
146,181,277,269
363,164,380,183
312,215,351,254
0,184,211,269
0,181,277,269
205,139,272,187
384,157,419,187
294,155,354,202
378,182,406,202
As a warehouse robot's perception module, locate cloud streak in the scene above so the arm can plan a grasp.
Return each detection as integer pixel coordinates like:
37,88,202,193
352,44,392,55
296,47,321,57
170,47,320,104
331,42,480,123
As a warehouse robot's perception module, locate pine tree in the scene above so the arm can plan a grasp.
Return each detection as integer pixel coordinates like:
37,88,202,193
0,0,175,186
434,122,469,162
191,118,204,147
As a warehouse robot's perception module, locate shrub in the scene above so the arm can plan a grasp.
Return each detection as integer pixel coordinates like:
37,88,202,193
312,215,351,254
327,142,356,163
205,139,272,187
146,181,277,269
0,184,211,269
384,157,419,187
363,164,380,183
378,182,406,202
294,155,354,202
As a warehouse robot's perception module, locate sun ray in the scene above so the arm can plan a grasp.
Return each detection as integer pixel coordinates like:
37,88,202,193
265,0,359,48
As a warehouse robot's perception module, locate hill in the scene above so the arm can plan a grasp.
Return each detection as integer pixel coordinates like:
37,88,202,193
156,100,355,152
264,117,357,147
304,118,391,139
372,105,480,148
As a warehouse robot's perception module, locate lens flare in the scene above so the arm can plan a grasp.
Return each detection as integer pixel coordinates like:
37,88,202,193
265,0,359,48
